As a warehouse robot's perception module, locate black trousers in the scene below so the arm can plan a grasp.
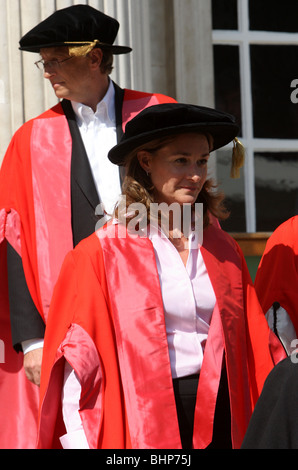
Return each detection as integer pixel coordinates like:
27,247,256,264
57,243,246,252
173,368,232,449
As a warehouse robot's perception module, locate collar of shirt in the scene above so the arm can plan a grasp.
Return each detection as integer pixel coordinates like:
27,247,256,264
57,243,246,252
71,80,116,128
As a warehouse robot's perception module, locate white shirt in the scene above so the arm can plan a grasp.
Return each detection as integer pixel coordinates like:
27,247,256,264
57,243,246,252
60,227,216,448
149,225,216,378
71,80,121,216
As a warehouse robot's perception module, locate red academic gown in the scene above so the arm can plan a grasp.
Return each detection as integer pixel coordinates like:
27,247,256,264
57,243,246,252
0,89,176,449
37,222,285,450
254,216,298,335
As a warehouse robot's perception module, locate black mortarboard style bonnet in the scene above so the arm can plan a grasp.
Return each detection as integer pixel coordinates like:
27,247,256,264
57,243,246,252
108,103,244,178
19,4,132,55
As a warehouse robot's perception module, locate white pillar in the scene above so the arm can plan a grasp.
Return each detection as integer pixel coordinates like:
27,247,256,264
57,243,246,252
146,0,176,97
109,0,152,92
0,0,12,160
173,0,214,106
173,0,216,178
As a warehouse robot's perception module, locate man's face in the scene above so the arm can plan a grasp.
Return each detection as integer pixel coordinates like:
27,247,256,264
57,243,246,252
39,47,95,102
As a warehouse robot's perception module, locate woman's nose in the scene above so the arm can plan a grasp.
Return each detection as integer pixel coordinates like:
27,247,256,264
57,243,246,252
189,174,201,185
187,165,202,181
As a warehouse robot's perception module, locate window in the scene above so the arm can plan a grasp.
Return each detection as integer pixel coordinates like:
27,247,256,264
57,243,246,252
212,0,238,30
212,0,298,233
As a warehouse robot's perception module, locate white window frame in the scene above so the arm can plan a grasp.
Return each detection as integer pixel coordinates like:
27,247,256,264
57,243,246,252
212,0,298,232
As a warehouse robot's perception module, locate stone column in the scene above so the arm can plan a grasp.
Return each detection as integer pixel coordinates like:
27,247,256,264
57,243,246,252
173,0,214,106
0,0,12,160
173,0,216,177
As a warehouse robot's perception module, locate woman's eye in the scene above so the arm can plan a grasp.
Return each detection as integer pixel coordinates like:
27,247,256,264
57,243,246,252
175,157,187,164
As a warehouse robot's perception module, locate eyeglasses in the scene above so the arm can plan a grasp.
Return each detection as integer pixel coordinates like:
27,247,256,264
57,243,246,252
34,56,74,71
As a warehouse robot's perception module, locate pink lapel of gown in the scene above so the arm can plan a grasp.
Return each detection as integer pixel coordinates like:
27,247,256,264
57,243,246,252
97,224,181,449
98,222,242,449
196,223,252,449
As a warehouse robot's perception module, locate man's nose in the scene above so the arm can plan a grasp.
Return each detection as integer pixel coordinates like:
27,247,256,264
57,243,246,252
43,69,56,79
43,62,58,77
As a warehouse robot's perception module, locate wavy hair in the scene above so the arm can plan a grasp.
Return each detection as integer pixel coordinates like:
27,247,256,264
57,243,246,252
114,134,230,229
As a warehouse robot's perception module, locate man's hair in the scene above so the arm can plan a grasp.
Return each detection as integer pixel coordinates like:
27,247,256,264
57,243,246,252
99,48,114,75
68,45,114,75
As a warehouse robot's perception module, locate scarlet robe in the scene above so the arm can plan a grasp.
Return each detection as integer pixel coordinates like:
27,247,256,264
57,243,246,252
37,222,285,449
254,216,298,335
0,88,176,448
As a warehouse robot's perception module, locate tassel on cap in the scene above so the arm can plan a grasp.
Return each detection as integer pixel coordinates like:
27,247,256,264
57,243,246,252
66,39,103,57
230,137,245,179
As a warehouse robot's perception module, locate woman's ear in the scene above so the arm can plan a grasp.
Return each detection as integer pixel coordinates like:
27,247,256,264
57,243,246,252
137,151,152,173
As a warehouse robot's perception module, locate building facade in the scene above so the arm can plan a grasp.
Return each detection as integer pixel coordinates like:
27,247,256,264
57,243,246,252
1,0,297,236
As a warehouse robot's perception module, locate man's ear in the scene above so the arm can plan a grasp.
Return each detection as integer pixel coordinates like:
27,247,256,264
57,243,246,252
89,48,103,69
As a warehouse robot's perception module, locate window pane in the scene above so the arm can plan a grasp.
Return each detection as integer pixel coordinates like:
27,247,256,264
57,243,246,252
255,152,298,231
215,149,246,232
212,0,238,30
249,0,298,33
213,45,242,135
251,45,298,139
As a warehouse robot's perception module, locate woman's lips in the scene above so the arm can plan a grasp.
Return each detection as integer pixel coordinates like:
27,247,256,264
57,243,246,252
180,186,198,190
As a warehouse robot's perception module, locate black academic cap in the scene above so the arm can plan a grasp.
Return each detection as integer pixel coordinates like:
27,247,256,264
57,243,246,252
108,103,240,164
19,4,132,55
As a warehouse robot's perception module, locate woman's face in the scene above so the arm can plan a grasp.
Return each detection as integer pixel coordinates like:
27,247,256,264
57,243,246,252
137,133,210,206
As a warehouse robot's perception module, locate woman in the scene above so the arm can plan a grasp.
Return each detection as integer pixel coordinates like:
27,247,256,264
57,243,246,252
37,103,285,449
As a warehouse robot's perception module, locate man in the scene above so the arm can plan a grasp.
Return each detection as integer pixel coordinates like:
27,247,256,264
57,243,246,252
0,4,176,448
254,216,298,355
241,354,298,448
240,216,298,448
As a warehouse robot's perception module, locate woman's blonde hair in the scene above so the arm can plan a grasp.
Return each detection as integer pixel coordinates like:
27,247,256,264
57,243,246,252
114,133,229,229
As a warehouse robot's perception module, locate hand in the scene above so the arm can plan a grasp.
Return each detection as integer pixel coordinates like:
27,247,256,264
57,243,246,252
23,347,43,386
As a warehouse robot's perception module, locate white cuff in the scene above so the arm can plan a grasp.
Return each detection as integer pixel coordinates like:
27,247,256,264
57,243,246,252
266,305,297,355
59,430,90,449
22,338,44,355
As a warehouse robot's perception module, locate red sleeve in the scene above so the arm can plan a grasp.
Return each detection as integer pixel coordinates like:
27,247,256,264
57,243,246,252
38,234,131,449
237,244,286,404
254,216,298,334
0,125,41,449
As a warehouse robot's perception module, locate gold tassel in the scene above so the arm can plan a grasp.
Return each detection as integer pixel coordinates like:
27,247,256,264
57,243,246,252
230,137,245,179
65,39,102,57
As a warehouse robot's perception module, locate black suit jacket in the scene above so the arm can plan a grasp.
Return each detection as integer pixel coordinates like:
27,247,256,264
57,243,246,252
8,82,126,348
62,82,125,245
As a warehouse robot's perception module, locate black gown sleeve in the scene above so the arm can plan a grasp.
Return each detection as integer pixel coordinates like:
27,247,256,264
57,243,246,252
6,242,45,352
241,356,298,449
